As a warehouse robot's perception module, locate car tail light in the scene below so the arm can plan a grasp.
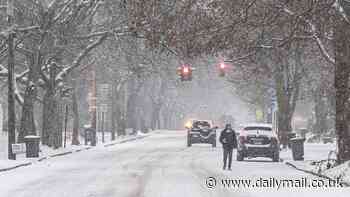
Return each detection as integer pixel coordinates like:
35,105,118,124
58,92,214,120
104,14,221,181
239,136,246,144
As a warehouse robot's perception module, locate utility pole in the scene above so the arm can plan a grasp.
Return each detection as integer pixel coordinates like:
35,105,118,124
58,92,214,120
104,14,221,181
7,0,16,160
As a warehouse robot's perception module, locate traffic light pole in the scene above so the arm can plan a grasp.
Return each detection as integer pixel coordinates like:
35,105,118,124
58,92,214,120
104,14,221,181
7,0,16,160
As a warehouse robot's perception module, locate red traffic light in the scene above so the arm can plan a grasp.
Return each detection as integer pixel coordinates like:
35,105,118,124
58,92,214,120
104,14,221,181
183,66,190,74
218,62,227,77
220,63,226,69
177,65,193,81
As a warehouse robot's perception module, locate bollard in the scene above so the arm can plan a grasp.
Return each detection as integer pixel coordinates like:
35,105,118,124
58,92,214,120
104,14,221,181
24,135,40,158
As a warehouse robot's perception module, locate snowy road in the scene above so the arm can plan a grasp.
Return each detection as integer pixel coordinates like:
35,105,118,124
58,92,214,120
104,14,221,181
0,131,348,197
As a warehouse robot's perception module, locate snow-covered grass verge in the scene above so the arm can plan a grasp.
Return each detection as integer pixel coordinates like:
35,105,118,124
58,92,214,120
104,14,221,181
0,131,151,173
324,161,350,185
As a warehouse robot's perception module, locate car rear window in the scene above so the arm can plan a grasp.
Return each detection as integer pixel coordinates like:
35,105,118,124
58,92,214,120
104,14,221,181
244,127,272,131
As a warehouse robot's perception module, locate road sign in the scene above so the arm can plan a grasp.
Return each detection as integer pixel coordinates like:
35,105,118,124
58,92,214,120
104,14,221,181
12,143,26,154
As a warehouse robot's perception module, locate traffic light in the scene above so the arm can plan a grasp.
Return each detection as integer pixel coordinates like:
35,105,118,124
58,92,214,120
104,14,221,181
219,63,226,77
177,65,193,81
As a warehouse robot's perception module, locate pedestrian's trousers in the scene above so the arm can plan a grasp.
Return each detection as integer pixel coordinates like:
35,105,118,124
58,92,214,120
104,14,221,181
223,148,233,168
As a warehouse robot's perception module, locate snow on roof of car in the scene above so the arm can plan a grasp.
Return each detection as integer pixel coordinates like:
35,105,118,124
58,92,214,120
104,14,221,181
242,123,272,128
193,120,213,124
194,119,212,122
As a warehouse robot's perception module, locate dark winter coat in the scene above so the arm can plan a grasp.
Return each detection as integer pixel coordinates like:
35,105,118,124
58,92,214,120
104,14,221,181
219,128,237,149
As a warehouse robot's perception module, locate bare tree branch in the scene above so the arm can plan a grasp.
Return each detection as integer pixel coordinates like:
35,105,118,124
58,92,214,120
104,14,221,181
56,33,108,81
333,0,350,24
225,52,256,63
279,6,336,65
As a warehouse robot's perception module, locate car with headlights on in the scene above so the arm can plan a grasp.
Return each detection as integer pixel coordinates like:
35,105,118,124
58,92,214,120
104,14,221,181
186,120,217,147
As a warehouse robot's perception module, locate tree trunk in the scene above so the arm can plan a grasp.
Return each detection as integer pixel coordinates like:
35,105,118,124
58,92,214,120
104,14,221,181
111,103,117,140
272,44,302,148
42,64,62,148
139,109,148,133
335,15,350,163
274,67,293,147
162,108,173,129
156,110,161,129
126,93,137,132
42,91,61,148
118,115,127,136
56,100,63,146
115,84,126,136
151,103,161,130
126,77,143,132
313,88,328,136
126,78,137,131
18,53,40,142
17,85,36,143
116,107,125,136
110,82,118,140
71,89,80,145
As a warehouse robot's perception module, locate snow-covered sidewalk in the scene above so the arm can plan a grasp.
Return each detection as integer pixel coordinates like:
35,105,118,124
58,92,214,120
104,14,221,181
280,143,336,170
0,131,150,172
280,143,350,186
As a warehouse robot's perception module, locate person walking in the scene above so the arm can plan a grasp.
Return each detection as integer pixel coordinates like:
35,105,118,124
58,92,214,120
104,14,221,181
219,123,237,170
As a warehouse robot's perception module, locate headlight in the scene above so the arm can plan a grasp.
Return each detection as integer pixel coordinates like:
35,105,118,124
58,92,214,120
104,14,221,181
185,121,192,128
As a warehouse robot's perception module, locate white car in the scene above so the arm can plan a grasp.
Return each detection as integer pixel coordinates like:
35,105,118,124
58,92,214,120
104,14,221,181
237,123,280,162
